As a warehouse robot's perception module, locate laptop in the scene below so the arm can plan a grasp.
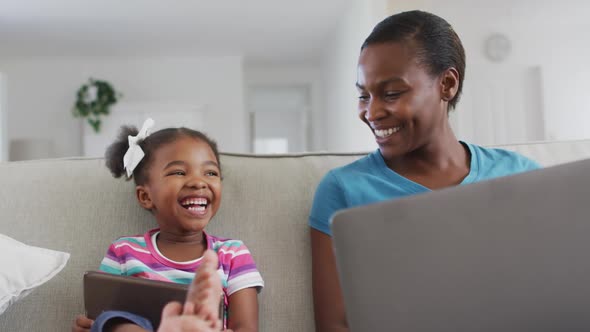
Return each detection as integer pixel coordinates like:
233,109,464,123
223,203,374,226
331,158,590,332
84,271,189,328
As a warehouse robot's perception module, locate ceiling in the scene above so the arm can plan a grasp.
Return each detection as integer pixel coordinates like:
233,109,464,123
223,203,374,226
0,0,350,63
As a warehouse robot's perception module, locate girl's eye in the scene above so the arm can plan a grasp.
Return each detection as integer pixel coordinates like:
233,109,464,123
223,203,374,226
358,94,369,102
169,171,185,176
205,170,220,177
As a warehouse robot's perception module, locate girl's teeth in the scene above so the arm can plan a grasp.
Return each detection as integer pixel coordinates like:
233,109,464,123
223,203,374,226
181,198,208,206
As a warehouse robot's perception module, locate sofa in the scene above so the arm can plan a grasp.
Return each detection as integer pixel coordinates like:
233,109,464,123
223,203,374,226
1,139,590,332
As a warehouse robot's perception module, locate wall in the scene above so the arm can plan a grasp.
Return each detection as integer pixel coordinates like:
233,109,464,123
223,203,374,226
320,0,389,152
320,0,590,152
0,56,247,158
0,73,6,161
244,64,324,151
388,0,590,143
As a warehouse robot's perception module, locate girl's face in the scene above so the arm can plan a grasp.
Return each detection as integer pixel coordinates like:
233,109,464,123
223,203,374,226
356,41,450,161
136,136,222,234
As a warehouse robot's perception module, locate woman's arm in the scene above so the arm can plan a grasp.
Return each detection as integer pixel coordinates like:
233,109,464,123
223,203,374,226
311,229,349,332
227,288,259,332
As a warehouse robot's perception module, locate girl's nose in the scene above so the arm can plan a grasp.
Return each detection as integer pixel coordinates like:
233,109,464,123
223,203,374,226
187,177,207,189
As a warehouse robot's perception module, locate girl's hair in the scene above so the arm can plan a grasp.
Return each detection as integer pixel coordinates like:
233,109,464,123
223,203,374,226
105,126,221,185
361,10,466,110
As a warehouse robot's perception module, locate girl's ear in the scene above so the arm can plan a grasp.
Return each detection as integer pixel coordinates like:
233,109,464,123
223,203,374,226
440,67,460,102
136,185,154,211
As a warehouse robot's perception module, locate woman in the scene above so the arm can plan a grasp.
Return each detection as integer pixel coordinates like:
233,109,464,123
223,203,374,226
309,10,540,331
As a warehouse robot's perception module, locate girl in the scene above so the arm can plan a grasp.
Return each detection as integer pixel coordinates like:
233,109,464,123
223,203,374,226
74,119,263,332
309,10,540,331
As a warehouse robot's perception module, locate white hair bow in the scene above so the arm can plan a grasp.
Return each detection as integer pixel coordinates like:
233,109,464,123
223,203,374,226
123,118,155,178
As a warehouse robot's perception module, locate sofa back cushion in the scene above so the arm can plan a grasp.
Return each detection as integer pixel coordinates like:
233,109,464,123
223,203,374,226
0,152,364,331
1,140,590,331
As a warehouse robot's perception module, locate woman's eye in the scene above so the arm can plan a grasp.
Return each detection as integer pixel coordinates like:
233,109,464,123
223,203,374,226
169,171,185,176
385,92,402,99
205,171,219,177
358,95,369,102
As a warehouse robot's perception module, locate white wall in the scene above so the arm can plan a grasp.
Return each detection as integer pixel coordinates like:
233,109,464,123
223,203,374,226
0,56,247,158
389,0,590,143
0,73,6,161
320,0,389,152
244,64,324,151
320,0,590,151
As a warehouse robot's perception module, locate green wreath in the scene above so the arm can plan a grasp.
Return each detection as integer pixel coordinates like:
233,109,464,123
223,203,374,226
72,78,121,133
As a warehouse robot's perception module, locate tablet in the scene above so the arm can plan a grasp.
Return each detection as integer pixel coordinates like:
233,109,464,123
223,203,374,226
84,270,188,328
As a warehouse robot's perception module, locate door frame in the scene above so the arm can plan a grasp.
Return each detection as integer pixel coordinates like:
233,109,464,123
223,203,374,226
0,73,7,161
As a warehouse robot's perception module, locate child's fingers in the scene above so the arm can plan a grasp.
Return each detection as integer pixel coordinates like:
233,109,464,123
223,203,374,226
182,300,196,315
186,250,222,320
73,314,93,330
178,316,219,332
200,249,218,267
193,287,221,321
182,301,221,331
186,271,207,305
159,310,219,332
161,301,183,319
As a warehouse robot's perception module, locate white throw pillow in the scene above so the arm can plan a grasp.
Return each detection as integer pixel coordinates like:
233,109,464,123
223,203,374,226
0,233,70,315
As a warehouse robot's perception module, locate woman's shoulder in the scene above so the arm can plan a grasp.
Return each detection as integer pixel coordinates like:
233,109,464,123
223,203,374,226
466,142,541,173
328,150,382,177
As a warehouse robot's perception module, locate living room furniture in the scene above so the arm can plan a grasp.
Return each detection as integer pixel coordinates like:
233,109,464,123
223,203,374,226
1,139,590,331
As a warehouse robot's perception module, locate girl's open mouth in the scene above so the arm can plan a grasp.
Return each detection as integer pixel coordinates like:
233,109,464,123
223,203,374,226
179,197,209,214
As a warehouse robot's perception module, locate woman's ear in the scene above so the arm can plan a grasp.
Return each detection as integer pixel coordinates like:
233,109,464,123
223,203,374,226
136,185,154,211
440,67,460,102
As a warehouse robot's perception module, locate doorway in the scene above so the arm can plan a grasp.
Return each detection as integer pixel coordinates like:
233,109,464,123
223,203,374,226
248,85,310,154
0,73,6,161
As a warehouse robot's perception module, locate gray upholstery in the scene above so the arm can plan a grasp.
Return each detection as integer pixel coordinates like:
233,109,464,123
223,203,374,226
1,140,590,331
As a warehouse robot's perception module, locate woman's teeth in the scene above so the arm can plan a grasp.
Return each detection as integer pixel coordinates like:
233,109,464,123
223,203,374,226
375,127,401,138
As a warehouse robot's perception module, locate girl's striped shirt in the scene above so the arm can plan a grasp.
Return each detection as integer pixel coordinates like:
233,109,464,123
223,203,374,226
99,228,264,298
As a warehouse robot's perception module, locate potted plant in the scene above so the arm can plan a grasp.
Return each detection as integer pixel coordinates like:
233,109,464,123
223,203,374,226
72,78,121,133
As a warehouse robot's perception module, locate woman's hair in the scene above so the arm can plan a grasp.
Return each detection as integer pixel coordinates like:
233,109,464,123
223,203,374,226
361,10,466,110
105,126,221,185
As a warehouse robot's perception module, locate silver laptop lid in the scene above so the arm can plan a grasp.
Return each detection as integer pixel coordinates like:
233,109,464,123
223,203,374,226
332,159,590,332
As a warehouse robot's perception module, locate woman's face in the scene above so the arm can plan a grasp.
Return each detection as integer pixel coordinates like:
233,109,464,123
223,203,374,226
356,41,449,161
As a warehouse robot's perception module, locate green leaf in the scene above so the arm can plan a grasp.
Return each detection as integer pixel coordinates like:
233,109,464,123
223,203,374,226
73,78,121,133
88,118,101,133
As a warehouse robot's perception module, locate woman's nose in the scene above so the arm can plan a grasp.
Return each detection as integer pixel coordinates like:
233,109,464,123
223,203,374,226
364,99,388,122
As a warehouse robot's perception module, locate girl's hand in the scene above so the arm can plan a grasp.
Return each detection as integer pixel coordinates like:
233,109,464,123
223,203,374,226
72,314,94,332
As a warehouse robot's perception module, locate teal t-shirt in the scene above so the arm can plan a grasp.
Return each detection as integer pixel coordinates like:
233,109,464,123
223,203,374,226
309,142,541,236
